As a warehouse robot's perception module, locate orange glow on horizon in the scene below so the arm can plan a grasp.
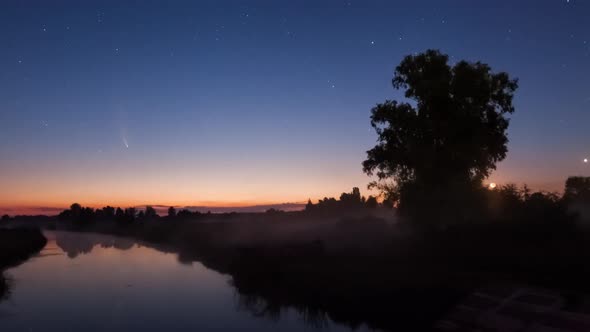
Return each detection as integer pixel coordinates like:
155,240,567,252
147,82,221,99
0,155,577,216
0,199,311,216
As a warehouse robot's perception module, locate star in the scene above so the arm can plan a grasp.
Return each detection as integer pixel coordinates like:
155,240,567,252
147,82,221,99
584,158,588,163
370,41,375,45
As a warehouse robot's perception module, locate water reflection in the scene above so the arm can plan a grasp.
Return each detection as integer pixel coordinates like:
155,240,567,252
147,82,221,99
237,293,331,329
53,231,136,258
0,231,372,332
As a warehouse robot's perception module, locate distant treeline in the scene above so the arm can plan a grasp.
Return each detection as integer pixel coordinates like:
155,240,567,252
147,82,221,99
17,187,383,226
408,176,590,227
55,204,195,225
484,176,589,225
304,187,385,212
2,178,588,227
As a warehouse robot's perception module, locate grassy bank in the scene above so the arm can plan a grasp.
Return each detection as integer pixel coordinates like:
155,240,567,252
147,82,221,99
0,228,47,300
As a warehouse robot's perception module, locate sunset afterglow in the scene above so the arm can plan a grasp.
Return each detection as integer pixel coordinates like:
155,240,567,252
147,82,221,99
1,2,588,215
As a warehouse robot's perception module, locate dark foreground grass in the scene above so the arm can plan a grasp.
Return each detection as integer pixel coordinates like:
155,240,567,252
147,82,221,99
218,224,590,331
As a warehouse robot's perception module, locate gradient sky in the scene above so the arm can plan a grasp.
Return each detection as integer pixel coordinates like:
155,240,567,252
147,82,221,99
1,0,589,214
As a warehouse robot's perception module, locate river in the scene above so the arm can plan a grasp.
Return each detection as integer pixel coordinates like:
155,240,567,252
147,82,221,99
0,231,373,331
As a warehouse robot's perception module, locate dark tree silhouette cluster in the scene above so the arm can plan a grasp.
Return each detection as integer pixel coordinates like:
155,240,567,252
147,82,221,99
58,203,95,225
363,50,518,225
305,187,383,214
563,177,590,221
58,204,174,225
486,183,567,225
55,204,216,225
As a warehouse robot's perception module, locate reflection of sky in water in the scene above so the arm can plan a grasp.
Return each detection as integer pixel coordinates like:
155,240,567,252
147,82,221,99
0,231,372,331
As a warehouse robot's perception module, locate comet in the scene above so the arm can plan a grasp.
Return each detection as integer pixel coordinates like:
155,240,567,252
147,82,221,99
122,136,129,148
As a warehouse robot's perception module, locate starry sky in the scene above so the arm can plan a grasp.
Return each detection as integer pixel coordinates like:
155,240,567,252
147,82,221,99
1,0,589,214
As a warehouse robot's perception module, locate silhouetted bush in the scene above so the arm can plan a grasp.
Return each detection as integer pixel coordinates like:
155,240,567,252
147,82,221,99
145,206,158,220
564,176,590,222
485,183,571,229
167,206,177,218
365,196,378,209
58,203,94,225
116,208,136,225
175,209,202,221
305,187,387,216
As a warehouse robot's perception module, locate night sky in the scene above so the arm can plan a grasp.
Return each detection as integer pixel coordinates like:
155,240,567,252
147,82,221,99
1,1,589,213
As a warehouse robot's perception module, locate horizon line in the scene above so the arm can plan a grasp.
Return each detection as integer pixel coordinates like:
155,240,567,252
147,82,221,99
0,201,309,216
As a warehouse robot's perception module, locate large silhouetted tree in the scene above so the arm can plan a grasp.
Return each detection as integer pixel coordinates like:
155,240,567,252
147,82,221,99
363,50,518,224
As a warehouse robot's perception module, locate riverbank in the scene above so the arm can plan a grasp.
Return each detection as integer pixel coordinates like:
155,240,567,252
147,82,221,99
0,228,48,300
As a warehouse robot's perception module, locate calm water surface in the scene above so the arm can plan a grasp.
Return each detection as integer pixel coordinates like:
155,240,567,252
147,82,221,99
0,231,372,331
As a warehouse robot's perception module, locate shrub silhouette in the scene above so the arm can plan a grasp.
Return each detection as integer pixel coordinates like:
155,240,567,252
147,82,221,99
564,176,590,221
365,196,378,209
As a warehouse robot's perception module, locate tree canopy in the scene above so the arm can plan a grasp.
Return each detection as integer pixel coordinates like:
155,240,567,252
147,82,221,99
564,177,590,203
363,50,518,221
